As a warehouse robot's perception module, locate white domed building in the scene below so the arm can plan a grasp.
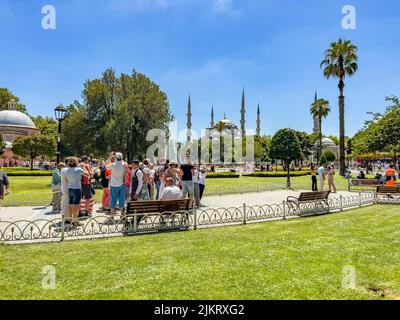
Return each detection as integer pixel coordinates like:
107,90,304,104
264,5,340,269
0,100,40,165
315,137,340,160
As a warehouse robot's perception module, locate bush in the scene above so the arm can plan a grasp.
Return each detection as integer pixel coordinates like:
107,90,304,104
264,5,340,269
207,172,240,179
322,151,336,163
249,171,310,178
0,168,53,176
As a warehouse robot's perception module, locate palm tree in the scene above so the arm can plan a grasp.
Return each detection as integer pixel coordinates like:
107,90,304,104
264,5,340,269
310,99,331,161
321,38,358,175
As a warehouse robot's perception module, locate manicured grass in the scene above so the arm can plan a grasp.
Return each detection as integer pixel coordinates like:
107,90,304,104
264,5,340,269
205,175,351,195
1,205,399,300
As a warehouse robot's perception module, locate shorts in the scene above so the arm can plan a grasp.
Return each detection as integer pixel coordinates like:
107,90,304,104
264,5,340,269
181,181,194,196
81,184,92,199
68,189,82,205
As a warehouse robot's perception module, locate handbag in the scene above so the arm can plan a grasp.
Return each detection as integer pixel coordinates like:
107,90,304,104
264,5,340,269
91,185,96,196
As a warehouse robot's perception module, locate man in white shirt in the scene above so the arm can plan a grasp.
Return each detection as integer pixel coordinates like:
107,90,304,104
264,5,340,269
106,152,128,218
317,164,327,192
160,177,182,200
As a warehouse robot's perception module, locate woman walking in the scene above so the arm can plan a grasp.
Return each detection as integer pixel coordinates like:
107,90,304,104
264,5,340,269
326,165,337,193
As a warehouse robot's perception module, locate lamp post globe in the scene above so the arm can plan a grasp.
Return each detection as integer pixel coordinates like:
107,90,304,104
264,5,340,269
54,104,67,164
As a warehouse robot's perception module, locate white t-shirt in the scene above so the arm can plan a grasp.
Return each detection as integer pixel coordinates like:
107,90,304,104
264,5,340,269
198,172,207,185
160,186,182,200
107,161,127,187
192,169,199,183
61,167,69,193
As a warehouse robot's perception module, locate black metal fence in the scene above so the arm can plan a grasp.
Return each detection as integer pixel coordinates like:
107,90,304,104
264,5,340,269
0,193,379,244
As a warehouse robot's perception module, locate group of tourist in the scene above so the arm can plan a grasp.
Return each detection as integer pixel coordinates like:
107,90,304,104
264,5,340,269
310,164,337,193
50,153,208,225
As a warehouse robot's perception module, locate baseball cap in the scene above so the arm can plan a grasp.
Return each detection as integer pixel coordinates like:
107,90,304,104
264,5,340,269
115,152,123,161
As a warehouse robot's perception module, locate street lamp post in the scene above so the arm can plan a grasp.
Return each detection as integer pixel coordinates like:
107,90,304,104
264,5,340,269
54,104,67,164
286,138,291,190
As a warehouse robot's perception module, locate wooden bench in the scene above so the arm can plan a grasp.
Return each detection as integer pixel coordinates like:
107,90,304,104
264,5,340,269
348,179,380,191
287,191,331,214
376,186,400,202
125,199,190,233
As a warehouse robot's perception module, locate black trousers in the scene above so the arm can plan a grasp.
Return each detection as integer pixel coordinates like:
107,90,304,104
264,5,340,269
199,184,206,199
312,176,318,192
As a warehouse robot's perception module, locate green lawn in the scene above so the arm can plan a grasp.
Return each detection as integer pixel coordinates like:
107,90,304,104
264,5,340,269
4,175,352,205
1,205,399,300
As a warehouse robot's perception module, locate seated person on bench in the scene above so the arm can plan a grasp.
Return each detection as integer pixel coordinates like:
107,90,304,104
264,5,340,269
160,177,182,200
357,171,366,179
386,176,396,187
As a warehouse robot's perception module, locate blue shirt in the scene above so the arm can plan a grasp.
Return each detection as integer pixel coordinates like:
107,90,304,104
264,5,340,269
65,167,84,189
317,167,326,176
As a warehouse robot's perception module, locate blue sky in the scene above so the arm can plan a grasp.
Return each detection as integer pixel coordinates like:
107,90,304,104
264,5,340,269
0,0,399,138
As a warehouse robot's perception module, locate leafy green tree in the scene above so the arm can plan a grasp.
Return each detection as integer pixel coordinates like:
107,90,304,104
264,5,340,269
254,135,271,163
321,38,358,175
12,135,56,169
351,96,400,159
310,98,331,161
322,150,336,163
80,68,172,160
31,116,58,139
269,129,302,188
319,155,327,166
61,101,90,157
0,87,28,113
294,131,314,164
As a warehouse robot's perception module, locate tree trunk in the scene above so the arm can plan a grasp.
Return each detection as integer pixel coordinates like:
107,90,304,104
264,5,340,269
338,55,346,176
30,157,34,170
319,117,323,162
339,79,346,176
286,159,291,189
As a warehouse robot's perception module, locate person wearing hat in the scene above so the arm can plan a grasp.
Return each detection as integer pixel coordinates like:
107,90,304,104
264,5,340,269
51,162,65,212
106,152,128,219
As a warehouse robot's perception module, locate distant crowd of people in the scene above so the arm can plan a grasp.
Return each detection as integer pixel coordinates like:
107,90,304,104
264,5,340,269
354,164,398,187
50,153,208,226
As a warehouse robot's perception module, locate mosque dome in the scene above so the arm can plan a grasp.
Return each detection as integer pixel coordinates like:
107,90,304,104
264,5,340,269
0,101,40,150
213,115,238,130
321,138,336,147
0,110,37,129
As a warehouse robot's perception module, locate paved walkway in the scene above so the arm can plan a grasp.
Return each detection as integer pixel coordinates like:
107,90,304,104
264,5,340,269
0,190,356,222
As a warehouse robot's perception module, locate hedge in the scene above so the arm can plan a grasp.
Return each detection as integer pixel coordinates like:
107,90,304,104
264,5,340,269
248,171,310,178
1,169,53,176
207,172,240,179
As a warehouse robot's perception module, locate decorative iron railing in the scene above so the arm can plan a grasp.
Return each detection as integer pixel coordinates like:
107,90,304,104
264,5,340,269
0,192,380,244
